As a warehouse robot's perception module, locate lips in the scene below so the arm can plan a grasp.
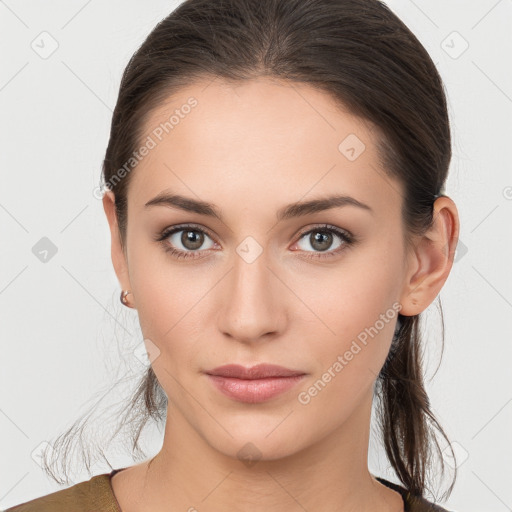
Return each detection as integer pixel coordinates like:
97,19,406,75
205,364,307,403
205,363,306,379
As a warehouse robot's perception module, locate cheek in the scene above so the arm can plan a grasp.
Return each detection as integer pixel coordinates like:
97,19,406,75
295,285,398,424
294,243,402,386
127,240,201,357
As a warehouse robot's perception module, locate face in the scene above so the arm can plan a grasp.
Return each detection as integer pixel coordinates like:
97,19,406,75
112,77,412,460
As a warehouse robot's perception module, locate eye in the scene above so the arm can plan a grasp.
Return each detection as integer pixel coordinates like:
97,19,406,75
155,223,355,261
155,224,217,260
292,224,355,259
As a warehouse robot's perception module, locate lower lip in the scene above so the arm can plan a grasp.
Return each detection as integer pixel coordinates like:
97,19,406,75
206,374,306,403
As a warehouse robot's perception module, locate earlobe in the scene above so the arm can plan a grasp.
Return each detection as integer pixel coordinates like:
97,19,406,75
102,190,133,301
399,196,459,316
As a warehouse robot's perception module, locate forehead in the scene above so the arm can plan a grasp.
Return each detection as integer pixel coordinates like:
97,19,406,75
129,77,399,217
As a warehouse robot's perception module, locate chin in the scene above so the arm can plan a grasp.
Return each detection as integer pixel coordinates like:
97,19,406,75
203,423,311,465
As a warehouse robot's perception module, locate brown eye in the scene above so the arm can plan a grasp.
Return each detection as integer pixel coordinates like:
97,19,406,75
293,224,355,259
309,231,334,252
180,229,205,250
156,224,217,259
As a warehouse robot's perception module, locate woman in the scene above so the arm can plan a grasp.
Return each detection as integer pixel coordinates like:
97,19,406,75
5,0,461,510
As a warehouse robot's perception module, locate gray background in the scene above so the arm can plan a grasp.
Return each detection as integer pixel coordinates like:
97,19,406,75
1,1,511,511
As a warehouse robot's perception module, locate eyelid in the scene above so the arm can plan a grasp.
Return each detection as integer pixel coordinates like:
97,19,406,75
157,222,217,242
295,223,354,241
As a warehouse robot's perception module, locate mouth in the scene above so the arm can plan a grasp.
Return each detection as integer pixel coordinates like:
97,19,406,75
204,364,307,403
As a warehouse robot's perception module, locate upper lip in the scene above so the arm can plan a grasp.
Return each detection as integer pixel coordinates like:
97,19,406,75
206,363,306,379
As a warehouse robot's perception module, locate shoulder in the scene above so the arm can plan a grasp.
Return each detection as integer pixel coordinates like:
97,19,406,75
2,473,119,512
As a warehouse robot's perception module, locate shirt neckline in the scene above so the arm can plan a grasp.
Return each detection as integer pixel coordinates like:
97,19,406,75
107,468,126,512
374,475,410,512
107,468,409,512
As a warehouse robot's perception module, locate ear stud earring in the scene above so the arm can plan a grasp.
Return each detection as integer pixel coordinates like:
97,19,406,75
120,290,133,308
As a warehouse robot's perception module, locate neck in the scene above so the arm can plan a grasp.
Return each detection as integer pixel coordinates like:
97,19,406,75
117,388,403,512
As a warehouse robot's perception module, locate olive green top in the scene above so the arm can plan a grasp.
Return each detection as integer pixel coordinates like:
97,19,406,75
4,469,453,511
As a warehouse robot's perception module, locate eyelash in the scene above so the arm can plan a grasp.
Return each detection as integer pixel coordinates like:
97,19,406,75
155,223,355,261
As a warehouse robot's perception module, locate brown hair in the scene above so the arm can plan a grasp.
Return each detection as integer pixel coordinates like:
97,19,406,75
42,0,457,502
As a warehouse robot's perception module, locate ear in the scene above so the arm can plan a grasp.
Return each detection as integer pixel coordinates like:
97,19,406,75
102,190,134,305
399,196,460,316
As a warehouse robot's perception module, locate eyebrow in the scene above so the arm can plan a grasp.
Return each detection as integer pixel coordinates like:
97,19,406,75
144,191,373,221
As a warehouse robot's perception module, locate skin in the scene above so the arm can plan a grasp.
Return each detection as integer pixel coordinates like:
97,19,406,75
103,77,459,512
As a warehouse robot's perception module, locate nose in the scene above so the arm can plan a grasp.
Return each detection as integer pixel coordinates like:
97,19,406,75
216,247,287,344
